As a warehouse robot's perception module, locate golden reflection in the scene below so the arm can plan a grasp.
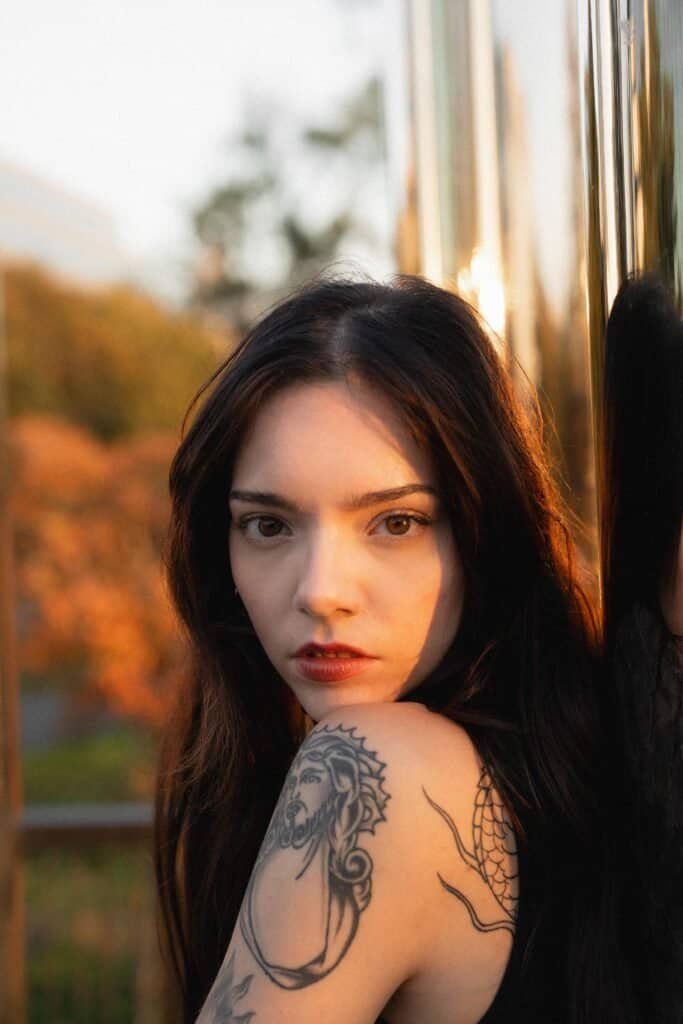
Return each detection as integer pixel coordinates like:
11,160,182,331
455,247,506,337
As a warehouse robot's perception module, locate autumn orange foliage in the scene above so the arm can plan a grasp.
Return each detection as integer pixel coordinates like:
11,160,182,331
9,414,188,728
2,262,236,728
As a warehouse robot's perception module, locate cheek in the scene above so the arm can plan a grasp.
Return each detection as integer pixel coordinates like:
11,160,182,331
387,571,462,656
228,546,274,639
408,530,464,605
410,538,465,643
229,533,271,605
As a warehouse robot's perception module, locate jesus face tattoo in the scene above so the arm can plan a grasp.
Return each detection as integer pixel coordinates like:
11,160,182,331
239,724,390,989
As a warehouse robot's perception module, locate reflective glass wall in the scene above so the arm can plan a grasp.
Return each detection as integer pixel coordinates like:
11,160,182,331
385,0,683,579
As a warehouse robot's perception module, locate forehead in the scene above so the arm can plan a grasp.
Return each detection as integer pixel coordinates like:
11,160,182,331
232,380,432,490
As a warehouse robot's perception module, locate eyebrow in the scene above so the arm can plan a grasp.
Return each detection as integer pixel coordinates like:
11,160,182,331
229,484,438,514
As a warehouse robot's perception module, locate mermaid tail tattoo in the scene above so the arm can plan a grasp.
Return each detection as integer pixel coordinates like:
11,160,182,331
423,766,518,934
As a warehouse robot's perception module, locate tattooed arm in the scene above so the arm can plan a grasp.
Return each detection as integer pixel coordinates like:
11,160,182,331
196,701,517,1024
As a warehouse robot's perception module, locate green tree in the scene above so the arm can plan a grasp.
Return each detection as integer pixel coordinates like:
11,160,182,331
5,263,226,441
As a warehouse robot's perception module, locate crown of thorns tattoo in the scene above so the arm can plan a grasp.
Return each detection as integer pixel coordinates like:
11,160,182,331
299,724,391,834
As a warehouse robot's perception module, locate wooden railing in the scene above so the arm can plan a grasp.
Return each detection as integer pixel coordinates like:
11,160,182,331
18,802,153,851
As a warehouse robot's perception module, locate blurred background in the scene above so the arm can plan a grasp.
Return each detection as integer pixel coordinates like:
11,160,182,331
1,0,681,1021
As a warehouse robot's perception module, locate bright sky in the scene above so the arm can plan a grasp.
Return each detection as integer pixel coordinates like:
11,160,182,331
0,0,388,299
1,0,571,309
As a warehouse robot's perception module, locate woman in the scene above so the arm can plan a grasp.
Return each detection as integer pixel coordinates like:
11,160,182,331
154,272,631,1023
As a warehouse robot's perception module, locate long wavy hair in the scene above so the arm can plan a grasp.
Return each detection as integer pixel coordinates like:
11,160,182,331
154,272,627,1023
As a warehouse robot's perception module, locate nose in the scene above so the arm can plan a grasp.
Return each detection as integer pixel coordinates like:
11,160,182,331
294,528,358,618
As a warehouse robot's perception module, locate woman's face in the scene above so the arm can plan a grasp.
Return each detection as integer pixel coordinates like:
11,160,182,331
228,378,465,722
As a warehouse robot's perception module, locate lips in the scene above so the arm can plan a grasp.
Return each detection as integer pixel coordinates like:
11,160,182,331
293,648,376,683
293,642,372,658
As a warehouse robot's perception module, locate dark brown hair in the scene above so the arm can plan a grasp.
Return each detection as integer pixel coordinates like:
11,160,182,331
601,273,683,644
599,274,683,1022
154,272,622,1023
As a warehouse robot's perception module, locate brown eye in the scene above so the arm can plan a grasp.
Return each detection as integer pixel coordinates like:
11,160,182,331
237,516,288,540
256,517,283,537
376,512,432,538
385,515,412,535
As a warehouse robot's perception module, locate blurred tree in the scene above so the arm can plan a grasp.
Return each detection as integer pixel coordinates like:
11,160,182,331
5,263,228,442
9,415,184,726
190,76,387,330
4,67,390,726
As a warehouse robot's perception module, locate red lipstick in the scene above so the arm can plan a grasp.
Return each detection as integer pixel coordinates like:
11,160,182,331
292,642,376,683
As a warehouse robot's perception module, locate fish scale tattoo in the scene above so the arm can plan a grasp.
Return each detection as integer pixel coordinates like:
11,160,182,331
423,765,519,934
198,728,517,1022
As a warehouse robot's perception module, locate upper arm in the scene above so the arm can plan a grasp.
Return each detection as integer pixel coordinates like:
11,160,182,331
197,702,518,1024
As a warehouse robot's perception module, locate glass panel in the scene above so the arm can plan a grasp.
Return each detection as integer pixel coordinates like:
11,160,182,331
391,0,597,574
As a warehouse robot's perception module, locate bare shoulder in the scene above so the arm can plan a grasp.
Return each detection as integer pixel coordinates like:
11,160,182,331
198,699,518,1024
313,699,484,799
312,701,519,1019
314,696,475,745
310,700,519,927
309,699,488,881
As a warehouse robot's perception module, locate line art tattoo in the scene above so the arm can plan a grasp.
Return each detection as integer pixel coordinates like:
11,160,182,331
239,724,391,988
199,950,255,1023
423,765,518,935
